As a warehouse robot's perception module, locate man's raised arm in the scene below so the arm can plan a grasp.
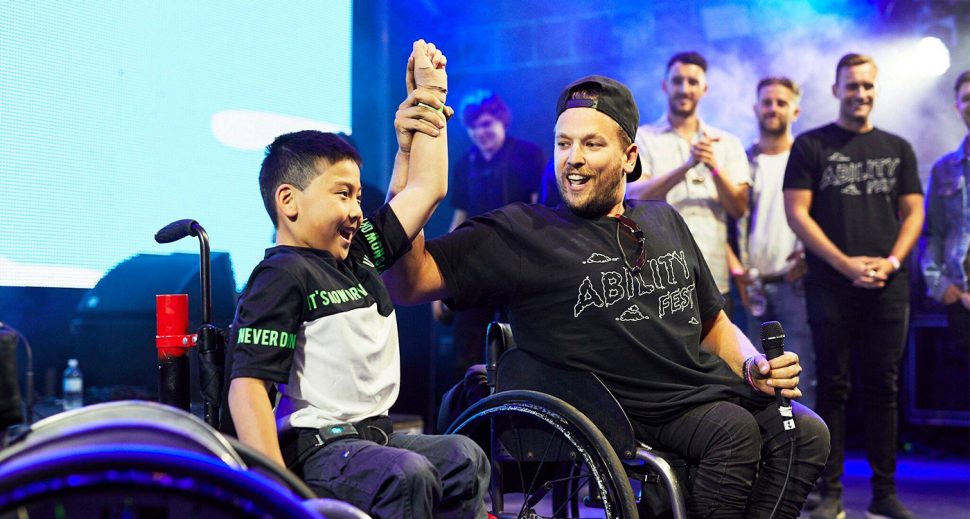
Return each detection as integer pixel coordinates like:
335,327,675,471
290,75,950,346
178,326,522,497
383,230,450,304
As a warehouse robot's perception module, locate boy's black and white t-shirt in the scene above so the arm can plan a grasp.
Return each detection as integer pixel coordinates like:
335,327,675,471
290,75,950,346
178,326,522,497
426,201,768,423
229,204,411,433
783,123,923,295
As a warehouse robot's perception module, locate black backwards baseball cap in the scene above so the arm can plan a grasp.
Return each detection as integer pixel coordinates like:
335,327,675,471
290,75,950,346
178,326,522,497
555,75,642,182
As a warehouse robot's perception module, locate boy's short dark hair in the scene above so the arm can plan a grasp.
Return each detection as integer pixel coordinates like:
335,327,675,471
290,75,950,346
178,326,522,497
259,130,362,227
666,51,708,74
459,90,511,128
955,70,970,98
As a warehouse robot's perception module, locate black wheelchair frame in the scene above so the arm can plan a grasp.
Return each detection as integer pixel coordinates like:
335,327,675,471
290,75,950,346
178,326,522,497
445,322,689,519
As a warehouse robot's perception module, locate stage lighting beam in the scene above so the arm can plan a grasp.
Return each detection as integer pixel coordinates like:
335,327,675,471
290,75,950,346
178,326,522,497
916,36,950,77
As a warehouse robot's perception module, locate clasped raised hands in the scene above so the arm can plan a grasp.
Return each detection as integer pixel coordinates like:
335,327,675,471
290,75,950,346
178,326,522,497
406,39,447,95
394,40,453,154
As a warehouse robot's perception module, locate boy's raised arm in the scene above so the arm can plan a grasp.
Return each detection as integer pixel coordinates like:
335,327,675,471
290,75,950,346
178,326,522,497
382,40,452,304
387,40,449,240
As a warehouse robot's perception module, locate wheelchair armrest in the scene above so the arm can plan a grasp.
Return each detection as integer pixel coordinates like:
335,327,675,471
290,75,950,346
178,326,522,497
484,322,515,389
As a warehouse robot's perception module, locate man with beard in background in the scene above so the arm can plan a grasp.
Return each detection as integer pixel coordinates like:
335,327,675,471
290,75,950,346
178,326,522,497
630,51,751,317
731,77,816,409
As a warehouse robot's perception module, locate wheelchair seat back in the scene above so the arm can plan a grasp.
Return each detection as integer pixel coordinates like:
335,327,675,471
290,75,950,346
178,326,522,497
488,324,638,460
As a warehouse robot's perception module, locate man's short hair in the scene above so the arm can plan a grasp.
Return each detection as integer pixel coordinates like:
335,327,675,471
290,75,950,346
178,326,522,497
955,70,970,98
259,130,362,227
666,51,708,74
459,90,511,128
756,76,802,102
835,53,877,83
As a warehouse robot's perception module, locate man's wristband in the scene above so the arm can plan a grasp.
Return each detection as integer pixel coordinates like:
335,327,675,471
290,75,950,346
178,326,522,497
417,102,443,113
742,356,760,391
887,255,901,272
709,167,720,177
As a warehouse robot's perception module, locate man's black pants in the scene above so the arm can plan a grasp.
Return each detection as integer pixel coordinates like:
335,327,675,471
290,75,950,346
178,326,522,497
805,278,910,500
636,400,829,518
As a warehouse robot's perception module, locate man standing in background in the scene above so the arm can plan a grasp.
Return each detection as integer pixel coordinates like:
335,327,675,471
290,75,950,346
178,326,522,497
733,76,815,408
784,53,924,519
921,70,970,346
630,51,750,315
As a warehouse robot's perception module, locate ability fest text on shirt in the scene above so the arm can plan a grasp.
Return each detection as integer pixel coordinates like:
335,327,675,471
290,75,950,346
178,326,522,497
574,249,696,322
819,153,901,196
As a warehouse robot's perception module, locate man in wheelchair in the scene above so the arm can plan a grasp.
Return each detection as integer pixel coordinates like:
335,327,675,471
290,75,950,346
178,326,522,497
384,75,830,518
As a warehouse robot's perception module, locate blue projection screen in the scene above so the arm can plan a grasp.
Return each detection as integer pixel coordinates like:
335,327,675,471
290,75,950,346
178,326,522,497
0,1,352,289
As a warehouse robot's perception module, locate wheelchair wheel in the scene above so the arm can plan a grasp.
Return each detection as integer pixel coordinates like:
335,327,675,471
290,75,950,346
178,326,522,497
0,401,319,518
446,390,638,519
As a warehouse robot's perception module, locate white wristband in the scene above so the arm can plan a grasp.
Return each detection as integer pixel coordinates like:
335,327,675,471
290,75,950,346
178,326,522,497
887,255,901,271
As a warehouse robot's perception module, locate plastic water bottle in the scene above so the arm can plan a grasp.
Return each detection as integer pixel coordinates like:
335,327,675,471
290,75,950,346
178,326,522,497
63,358,83,411
747,268,767,318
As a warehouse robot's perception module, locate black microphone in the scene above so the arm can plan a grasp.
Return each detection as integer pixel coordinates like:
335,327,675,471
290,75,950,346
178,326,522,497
760,320,796,433
154,219,200,244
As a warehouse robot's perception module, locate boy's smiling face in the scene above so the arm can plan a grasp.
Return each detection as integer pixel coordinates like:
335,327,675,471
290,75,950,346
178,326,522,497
288,159,363,260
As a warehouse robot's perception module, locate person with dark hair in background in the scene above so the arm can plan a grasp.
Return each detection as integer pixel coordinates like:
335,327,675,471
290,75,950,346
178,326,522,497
630,51,751,317
226,41,489,519
386,74,829,518
921,70,970,347
784,53,924,519
731,77,816,409
432,89,545,384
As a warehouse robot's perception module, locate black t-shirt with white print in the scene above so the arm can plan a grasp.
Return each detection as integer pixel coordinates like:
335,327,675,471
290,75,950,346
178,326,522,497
426,200,769,423
228,203,411,431
783,124,922,295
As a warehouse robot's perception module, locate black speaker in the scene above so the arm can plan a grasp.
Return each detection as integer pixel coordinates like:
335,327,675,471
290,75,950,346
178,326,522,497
0,326,24,429
906,314,970,426
69,253,237,396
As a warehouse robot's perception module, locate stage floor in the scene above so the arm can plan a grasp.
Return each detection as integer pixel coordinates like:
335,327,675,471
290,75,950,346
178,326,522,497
798,454,970,518
10,403,970,517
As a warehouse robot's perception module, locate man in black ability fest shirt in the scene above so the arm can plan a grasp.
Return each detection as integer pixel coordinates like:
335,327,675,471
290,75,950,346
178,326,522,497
784,54,924,519
386,75,830,518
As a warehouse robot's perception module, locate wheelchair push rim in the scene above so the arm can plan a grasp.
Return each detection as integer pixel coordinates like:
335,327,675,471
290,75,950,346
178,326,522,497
446,390,638,519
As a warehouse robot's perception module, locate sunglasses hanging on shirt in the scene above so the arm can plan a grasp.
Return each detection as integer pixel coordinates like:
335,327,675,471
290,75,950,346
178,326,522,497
613,214,646,274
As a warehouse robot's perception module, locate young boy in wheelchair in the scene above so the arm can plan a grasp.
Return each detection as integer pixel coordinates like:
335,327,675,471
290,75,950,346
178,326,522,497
226,41,488,519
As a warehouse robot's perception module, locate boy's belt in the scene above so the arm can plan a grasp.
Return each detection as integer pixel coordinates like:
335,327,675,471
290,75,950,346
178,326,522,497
280,415,394,472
